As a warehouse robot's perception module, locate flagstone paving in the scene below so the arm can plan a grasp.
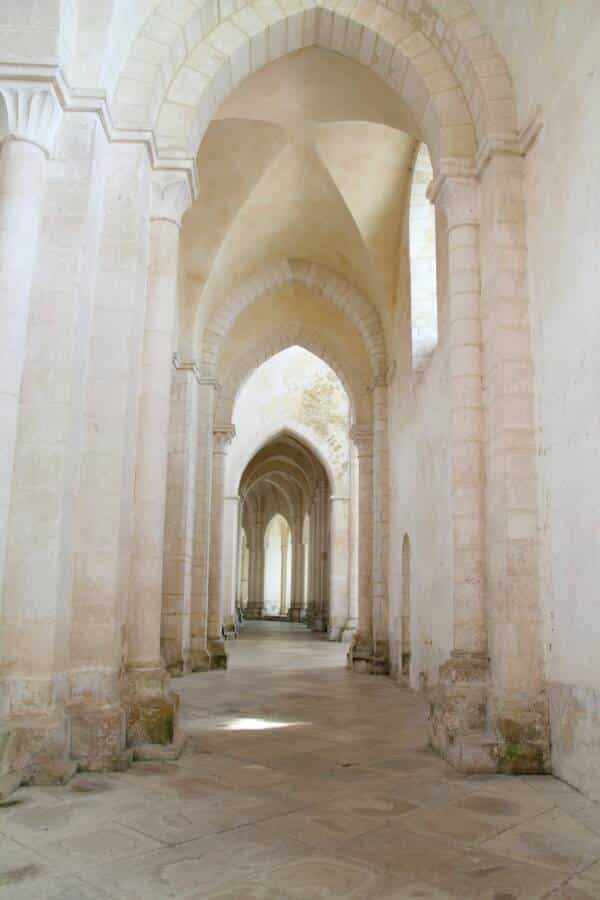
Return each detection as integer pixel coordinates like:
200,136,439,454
1,622,599,899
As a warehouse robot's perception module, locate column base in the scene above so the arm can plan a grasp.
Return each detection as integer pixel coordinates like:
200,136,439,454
490,694,550,775
346,634,389,674
189,648,211,672
69,701,132,772
123,667,184,759
244,606,263,620
311,616,326,633
429,653,492,772
0,712,77,792
287,607,304,622
162,642,192,678
429,654,549,775
207,640,228,670
339,618,357,645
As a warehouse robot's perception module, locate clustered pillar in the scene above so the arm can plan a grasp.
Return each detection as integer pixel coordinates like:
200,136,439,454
207,426,235,668
426,173,490,770
125,174,191,748
0,83,68,784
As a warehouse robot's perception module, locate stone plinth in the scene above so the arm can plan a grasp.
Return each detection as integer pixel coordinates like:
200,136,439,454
122,667,183,758
208,639,228,670
0,713,77,788
347,632,389,675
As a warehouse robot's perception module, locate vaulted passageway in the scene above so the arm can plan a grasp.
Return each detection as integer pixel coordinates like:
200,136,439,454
5,0,600,834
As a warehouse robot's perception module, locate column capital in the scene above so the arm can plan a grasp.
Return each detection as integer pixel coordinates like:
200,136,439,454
172,353,199,376
151,171,193,228
427,160,479,229
350,424,374,457
0,82,62,157
213,424,236,454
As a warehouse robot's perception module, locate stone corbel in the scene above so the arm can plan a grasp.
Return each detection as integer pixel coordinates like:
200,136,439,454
0,81,62,156
475,106,544,177
151,170,193,229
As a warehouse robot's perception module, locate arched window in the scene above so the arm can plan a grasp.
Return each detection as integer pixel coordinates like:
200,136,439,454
409,143,438,373
263,514,291,617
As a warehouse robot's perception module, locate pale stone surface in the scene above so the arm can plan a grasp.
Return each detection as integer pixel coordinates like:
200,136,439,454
1,623,598,899
1,0,600,819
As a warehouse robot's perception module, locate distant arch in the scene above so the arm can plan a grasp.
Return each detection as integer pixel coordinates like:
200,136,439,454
200,260,386,381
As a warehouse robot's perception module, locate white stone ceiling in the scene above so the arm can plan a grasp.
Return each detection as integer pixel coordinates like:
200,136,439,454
178,47,418,349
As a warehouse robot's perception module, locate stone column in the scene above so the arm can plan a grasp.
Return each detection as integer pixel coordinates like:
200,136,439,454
189,378,217,671
329,496,351,641
246,504,264,619
69,143,153,770
371,377,390,668
347,426,375,671
222,495,240,621
240,532,249,610
311,485,326,632
427,172,490,769
161,356,199,676
0,84,71,786
279,537,288,616
0,84,61,597
305,503,317,626
207,425,235,668
126,173,192,749
479,152,548,771
288,515,304,621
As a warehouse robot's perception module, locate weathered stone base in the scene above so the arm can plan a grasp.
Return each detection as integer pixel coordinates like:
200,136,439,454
123,667,183,757
208,640,228,670
491,693,550,775
339,618,357,645
311,616,327,633
347,634,389,675
0,712,77,791
429,653,494,772
243,605,263,620
189,648,211,672
429,654,549,775
287,607,304,622
69,702,132,772
161,639,192,678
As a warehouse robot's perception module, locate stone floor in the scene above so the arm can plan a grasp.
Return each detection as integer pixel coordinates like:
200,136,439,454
2,623,600,899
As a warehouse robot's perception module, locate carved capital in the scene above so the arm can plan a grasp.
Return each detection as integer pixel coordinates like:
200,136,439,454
151,170,193,228
427,159,479,230
350,424,373,457
213,424,236,454
0,82,62,156
428,175,479,230
172,353,200,378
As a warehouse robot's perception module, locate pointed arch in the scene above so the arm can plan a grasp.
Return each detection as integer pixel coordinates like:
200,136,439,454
215,321,367,426
111,2,517,164
201,259,386,381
